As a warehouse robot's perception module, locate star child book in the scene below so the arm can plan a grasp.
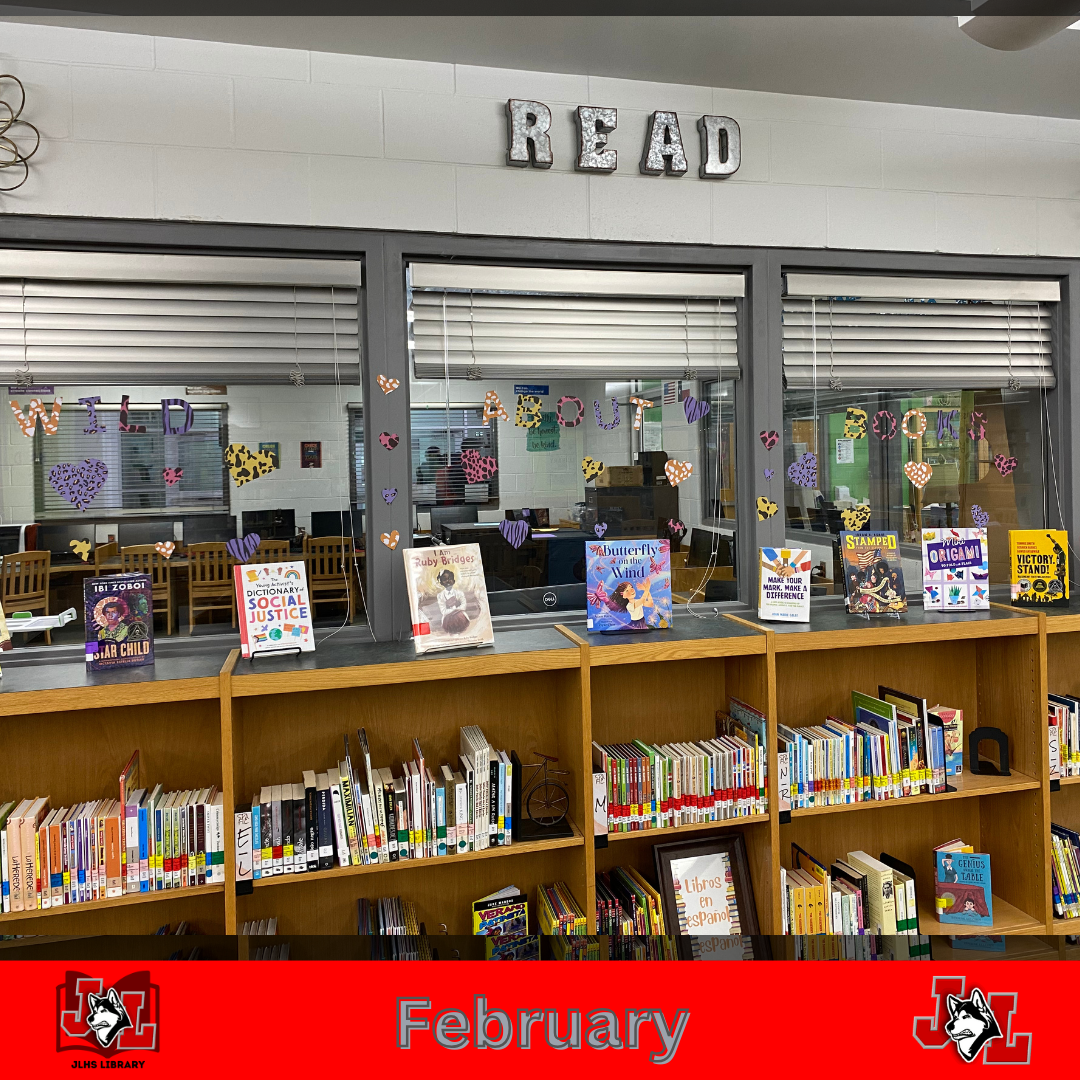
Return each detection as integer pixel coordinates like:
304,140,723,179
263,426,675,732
402,543,494,654
921,527,989,610
839,530,907,615
586,538,673,632
1010,529,1069,607
84,573,154,671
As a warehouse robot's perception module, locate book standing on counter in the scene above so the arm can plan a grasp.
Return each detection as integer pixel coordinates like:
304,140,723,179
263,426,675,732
1010,529,1069,606
585,538,673,632
234,560,314,659
758,547,811,623
839,530,907,615
84,574,154,671
921,527,989,610
402,543,494,654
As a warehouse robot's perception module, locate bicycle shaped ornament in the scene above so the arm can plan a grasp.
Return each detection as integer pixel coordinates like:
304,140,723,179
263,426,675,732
512,752,575,840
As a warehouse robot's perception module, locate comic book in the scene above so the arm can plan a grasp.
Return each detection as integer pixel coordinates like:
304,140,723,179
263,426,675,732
839,531,907,615
84,574,154,670
1010,529,1070,607
758,546,811,622
402,543,494,655
585,539,673,632
921,528,989,611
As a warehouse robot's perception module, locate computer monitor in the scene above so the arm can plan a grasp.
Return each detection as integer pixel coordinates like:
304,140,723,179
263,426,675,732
36,522,96,560
310,509,364,540
242,509,296,540
429,504,478,538
686,528,732,569
118,521,177,548
0,524,28,556
182,514,237,545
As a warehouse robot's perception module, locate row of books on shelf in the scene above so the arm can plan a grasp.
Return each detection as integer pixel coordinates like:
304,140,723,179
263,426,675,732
1051,822,1080,919
778,687,962,809
591,699,768,833
596,867,667,935
1048,693,1080,778
1,752,222,914
234,726,516,880
782,839,993,939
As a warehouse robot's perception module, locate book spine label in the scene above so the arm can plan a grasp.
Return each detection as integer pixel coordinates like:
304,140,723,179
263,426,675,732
305,787,319,870
330,785,350,868
251,804,260,880
138,806,149,893
317,789,334,870
436,785,446,857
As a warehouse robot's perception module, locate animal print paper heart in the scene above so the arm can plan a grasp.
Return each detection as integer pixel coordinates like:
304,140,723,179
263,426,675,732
381,487,397,505
581,457,604,482
904,460,932,489
380,530,400,550
499,518,529,549
226,532,261,562
759,429,779,450
594,522,608,538
756,496,778,520
971,504,990,529
664,459,693,487
225,443,277,488
162,467,183,486
70,539,91,562
787,452,817,489
764,468,774,480
376,374,400,395
461,448,498,483
48,458,107,511
378,431,399,451
154,541,176,559
841,504,872,530
993,454,1018,477
683,394,711,424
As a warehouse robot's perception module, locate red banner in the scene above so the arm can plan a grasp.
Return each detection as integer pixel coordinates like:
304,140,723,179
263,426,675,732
4,960,1060,1074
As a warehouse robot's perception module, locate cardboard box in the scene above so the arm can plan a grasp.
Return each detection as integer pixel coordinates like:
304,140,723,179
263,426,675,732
594,465,643,488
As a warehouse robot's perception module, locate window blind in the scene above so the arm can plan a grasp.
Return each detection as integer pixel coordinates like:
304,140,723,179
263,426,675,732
349,405,366,508
0,252,362,385
409,263,742,381
34,403,228,519
410,406,498,505
782,274,1058,390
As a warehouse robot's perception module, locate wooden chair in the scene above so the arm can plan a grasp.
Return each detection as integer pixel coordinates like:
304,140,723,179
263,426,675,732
119,545,174,636
187,542,235,634
94,541,117,575
1,549,52,643
249,539,291,564
303,535,356,623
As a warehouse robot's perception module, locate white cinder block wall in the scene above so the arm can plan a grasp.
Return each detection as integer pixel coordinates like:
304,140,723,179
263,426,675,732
1,20,1078,254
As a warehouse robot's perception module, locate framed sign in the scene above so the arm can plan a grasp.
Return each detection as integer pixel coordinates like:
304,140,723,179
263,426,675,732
300,441,322,469
652,833,770,960
259,441,280,469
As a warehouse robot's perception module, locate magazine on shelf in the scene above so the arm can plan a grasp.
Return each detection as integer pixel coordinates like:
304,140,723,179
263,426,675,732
402,543,494,655
234,561,315,659
84,574,154,671
585,538,673,632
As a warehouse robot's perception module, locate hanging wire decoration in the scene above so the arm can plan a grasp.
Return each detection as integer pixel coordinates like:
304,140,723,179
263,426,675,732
465,291,483,379
14,279,33,386
288,285,305,386
0,76,39,191
682,299,698,380
1006,300,1022,392
827,297,843,391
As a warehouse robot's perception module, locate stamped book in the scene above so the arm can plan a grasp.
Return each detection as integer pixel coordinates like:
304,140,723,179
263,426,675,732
839,531,907,615
402,543,494,655
84,574,154,671
585,538,673,632
234,560,315,659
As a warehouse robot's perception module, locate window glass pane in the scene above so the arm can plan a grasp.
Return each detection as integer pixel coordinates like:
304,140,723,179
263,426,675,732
782,387,1045,593
406,372,738,615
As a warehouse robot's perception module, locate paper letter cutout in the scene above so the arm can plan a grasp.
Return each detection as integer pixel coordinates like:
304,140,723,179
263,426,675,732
10,396,62,437
843,408,867,439
629,396,654,431
594,397,620,430
515,394,543,429
161,398,194,435
79,396,105,434
118,395,145,433
482,390,509,425
556,395,584,427
937,408,959,441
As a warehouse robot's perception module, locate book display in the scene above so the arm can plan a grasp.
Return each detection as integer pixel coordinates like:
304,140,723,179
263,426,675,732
8,568,1080,947
234,560,315,659
84,574,154,671
402,543,494,654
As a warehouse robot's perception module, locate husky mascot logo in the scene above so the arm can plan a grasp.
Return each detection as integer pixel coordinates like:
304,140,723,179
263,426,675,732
84,987,133,1048
56,971,160,1058
944,989,1002,1063
914,976,1032,1065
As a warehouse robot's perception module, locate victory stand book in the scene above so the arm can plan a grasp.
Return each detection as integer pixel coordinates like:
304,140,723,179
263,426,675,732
839,530,907,615
586,538,673,632
84,574,154,671
402,543,494,655
234,560,315,659
1010,529,1069,607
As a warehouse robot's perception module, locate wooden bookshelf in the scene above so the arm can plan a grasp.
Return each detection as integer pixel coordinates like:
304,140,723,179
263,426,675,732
2,601,1071,939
